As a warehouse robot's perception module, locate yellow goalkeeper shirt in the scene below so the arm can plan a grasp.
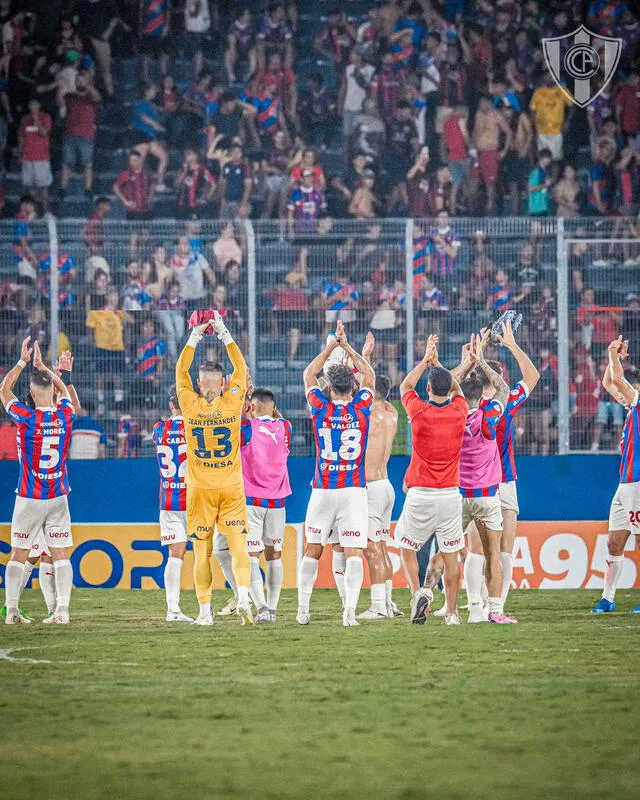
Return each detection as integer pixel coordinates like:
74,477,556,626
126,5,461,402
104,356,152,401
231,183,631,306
176,340,247,491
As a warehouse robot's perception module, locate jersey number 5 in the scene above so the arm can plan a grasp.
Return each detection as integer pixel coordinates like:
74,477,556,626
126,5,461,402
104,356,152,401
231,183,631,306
191,426,233,459
157,444,187,478
318,428,362,462
39,435,60,470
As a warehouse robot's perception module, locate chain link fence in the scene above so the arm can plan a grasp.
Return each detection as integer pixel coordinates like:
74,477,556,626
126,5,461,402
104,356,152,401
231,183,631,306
0,216,637,458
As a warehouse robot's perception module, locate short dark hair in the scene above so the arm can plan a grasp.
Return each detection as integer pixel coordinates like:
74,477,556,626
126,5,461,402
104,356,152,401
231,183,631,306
428,31,441,43
200,361,224,376
538,148,553,160
326,365,355,395
252,387,276,404
30,370,53,389
168,384,180,411
221,90,236,104
130,149,142,158
427,366,453,396
375,374,391,400
461,375,484,404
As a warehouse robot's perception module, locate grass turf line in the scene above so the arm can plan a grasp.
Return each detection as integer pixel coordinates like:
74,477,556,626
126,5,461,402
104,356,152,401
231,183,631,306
1,588,639,800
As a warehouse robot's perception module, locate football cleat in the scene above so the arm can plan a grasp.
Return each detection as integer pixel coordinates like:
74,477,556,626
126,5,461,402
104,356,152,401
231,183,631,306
491,309,521,344
268,610,277,622
433,604,447,618
296,610,310,625
254,607,270,624
357,608,388,620
1,606,32,622
5,608,31,625
166,611,195,623
237,602,254,626
192,614,214,626
386,601,404,618
488,612,515,625
410,587,433,625
444,612,461,625
42,610,69,625
342,609,359,627
630,605,640,614
217,597,238,616
467,602,486,623
591,598,616,613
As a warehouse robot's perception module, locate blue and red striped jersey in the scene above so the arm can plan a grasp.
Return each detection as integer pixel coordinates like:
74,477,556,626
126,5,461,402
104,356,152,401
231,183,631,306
6,397,75,499
152,416,186,511
620,392,640,484
496,381,529,483
141,0,171,36
136,336,167,377
307,386,373,490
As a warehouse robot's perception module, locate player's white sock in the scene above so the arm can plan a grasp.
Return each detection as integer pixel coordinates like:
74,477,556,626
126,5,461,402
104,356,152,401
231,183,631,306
332,550,346,604
297,556,318,612
249,557,267,609
266,559,284,611
464,552,485,605
370,583,386,614
385,578,393,604
164,556,182,613
603,554,624,602
39,562,57,613
199,602,211,617
4,561,25,610
344,556,364,613
487,596,502,615
53,559,73,612
500,552,514,604
214,548,238,597
17,561,34,602
237,585,250,608
481,580,489,605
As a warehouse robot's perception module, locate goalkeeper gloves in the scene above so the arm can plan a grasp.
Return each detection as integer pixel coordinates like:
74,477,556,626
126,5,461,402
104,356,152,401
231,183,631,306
211,311,233,346
187,322,209,348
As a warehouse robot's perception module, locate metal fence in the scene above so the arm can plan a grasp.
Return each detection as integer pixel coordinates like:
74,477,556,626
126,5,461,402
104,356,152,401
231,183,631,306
0,216,637,458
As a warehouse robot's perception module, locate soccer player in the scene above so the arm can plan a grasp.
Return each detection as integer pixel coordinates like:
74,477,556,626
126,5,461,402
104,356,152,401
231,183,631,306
297,321,375,627
462,320,540,615
152,387,195,623
240,387,292,622
0,350,79,622
176,311,252,626
396,335,468,625
0,339,75,625
592,337,640,613
354,333,402,620
459,335,513,624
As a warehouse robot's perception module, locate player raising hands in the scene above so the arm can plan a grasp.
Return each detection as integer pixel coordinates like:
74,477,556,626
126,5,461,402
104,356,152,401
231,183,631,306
297,321,375,627
176,311,252,626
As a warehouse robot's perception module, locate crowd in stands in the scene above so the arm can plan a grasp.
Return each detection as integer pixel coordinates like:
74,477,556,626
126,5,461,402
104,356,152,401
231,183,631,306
1,0,640,457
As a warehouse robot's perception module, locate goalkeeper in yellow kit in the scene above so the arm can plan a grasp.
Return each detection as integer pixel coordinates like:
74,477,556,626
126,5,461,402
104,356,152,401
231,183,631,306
176,310,252,625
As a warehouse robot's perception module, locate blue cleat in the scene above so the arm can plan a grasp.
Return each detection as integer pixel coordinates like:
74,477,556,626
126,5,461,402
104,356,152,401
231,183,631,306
591,598,616,613
629,605,640,614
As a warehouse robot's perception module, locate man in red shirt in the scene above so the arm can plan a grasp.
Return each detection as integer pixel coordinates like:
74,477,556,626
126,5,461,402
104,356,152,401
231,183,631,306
18,98,52,209
252,52,298,132
112,150,156,220
396,334,469,625
83,196,112,257
615,70,640,137
60,72,102,195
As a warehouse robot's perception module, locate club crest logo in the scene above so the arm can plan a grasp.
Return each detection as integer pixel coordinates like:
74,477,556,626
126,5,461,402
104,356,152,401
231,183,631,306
542,25,622,108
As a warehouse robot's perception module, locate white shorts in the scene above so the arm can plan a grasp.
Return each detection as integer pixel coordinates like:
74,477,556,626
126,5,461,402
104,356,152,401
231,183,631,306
396,487,464,553
159,510,187,546
499,481,519,514
11,495,73,550
609,481,640,533
367,479,395,543
537,132,563,161
246,505,285,553
305,486,368,549
28,530,51,560
462,494,503,532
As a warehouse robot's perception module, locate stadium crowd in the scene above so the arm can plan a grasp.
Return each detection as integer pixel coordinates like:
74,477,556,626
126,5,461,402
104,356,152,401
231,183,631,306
1,0,640,457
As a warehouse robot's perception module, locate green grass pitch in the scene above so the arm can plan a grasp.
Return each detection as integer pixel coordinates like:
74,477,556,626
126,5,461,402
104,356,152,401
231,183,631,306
2,589,640,800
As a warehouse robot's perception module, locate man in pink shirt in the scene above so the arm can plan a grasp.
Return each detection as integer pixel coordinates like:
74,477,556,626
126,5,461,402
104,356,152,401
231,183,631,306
459,333,513,624
215,387,292,623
